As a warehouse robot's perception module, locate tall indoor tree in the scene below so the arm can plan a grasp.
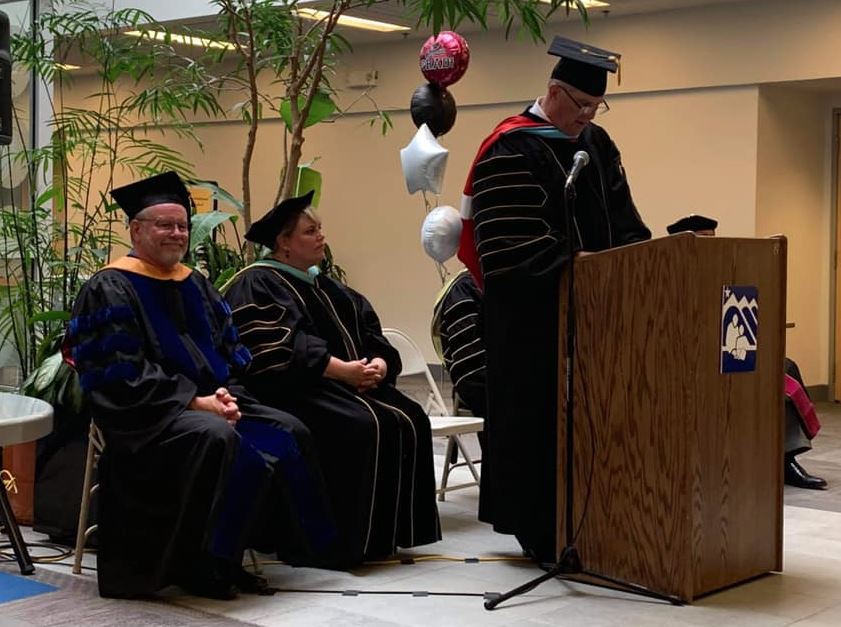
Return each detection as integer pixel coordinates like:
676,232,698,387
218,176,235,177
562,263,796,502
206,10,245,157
193,0,589,253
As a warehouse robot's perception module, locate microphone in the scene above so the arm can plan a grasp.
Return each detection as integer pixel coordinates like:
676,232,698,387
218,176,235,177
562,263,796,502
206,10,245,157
565,150,590,187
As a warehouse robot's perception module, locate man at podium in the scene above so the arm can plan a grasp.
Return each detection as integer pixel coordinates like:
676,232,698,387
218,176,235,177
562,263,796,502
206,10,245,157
667,215,827,490
457,37,651,563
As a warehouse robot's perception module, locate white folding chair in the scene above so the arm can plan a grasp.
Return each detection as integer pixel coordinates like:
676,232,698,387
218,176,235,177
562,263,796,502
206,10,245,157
382,328,483,501
73,420,104,574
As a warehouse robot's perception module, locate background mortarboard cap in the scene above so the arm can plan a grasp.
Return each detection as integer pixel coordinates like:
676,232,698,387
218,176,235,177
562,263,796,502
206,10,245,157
245,190,315,249
110,171,191,221
666,214,718,235
548,36,620,97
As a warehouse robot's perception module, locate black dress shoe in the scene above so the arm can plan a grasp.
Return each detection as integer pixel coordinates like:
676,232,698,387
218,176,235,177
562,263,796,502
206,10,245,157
180,575,238,600
785,459,828,490
178,558,239,600
232,567,275,595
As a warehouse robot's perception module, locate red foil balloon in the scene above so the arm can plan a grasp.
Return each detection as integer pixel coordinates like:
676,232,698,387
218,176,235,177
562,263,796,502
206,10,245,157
419,31,470,88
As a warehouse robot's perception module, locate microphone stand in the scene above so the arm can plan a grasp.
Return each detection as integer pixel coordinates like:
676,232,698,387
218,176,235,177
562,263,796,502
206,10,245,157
485,173,683,611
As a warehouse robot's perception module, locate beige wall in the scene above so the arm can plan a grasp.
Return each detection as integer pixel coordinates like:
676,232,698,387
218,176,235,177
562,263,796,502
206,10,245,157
63,0,841,385
301,87,763,367
755,86,834,385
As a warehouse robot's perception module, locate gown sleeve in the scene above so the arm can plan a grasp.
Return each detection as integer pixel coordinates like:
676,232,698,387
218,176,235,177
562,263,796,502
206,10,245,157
439,276,487,414
66,270,198,452
589,126,651,246
470,138,574,281
226,269,331,388
345,286,402,386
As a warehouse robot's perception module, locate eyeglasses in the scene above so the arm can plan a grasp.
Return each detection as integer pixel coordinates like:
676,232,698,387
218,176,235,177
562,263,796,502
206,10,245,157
560,85,610,116
135,218,189,233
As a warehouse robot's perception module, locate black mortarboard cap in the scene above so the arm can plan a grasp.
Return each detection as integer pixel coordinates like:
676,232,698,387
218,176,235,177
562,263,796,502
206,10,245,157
548,36,620,97
110,171,191,221
245,190,315,249
666,214,718,235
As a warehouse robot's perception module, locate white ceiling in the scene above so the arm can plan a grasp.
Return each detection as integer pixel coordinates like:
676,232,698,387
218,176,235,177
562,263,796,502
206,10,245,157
179,0,762,44
319,0,759,42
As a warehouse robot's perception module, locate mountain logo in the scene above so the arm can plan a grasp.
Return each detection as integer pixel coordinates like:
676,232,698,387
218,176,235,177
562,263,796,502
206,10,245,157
721,285,758,374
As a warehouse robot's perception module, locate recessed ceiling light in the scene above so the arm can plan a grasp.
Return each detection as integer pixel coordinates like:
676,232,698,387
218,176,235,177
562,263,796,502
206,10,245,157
295,8,411,33
125,30,236,51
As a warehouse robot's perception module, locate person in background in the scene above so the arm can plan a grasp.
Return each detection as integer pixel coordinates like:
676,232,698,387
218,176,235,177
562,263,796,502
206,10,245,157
223,191,441,567
431,268,487,420
66,172,337,599
667,214,827,490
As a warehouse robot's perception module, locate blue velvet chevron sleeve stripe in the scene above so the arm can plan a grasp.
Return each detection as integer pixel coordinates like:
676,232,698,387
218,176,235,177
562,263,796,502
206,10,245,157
67,269,200,451
68,306,143,394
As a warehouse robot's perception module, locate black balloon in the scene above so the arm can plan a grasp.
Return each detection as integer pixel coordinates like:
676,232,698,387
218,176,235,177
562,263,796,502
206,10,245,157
410,82,457,137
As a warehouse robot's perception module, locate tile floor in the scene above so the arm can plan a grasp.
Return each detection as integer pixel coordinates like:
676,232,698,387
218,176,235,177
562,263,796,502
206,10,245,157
9,402,841,626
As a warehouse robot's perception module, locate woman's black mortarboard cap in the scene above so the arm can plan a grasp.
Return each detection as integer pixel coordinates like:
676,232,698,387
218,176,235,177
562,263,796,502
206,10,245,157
666,214,719,235
548,36,621,98
110,171,192,221
245,190,316,249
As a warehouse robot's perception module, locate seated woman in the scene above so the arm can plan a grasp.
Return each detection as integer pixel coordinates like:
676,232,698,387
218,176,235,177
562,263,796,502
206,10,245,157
223,191,441,566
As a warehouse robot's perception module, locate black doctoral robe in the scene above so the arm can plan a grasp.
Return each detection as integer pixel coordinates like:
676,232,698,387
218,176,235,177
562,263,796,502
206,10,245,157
66,257,337,596
469,114,651,561
224,262,441,565
431,269,487,418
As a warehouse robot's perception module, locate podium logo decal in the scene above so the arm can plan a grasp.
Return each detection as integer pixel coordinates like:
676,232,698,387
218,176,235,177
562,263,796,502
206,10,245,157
721,285,758,374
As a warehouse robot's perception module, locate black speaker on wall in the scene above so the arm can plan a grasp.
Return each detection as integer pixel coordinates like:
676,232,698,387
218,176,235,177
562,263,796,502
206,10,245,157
0,10,12,147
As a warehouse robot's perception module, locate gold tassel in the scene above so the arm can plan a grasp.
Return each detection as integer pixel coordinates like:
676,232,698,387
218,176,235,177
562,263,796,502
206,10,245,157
1,469,18,494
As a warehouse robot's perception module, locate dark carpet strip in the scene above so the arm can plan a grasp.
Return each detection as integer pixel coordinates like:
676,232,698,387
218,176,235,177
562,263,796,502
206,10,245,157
0,564,255,626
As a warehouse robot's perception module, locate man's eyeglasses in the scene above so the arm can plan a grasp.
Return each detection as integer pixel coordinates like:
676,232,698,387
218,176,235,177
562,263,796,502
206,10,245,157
560,85,610,116
135,218,189,233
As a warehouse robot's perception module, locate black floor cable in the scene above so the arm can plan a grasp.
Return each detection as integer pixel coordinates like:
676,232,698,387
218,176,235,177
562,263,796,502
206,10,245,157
0,540,74,563
0,547,536,599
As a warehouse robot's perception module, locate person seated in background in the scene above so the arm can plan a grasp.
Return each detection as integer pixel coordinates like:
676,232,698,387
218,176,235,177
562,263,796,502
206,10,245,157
782,358,826,489
431,268,487,420
66,172,338,600
667,214,827,490
222,191,441,567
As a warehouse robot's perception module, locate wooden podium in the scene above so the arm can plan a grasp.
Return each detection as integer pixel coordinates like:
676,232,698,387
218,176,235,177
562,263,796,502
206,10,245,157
557,233,786,602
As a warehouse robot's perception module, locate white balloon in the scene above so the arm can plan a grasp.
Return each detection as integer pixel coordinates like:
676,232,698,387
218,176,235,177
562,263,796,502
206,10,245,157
421,205,462,263
399,123,448,195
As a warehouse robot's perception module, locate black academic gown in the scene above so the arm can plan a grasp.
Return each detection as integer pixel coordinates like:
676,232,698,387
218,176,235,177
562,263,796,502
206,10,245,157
431,269,487,418
67,258,337,596
224,263,441,564
471,115,651,561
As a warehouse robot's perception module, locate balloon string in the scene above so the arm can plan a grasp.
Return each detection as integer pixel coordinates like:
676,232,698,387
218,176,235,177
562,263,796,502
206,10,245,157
422,195,448,285
422,190,434,211
435,260,447,285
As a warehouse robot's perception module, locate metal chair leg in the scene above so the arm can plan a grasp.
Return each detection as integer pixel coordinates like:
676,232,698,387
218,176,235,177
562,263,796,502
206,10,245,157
438,435,457,501
73,423,99,574
454,434,481,484
248,548,262,575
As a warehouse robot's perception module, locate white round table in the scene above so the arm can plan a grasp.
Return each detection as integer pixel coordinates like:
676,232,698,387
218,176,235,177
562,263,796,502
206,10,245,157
0,392,54,575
